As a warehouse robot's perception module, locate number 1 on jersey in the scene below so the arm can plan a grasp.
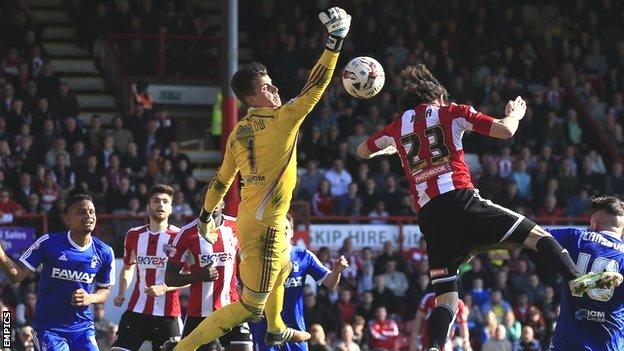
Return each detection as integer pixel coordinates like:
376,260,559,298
246,137,257,174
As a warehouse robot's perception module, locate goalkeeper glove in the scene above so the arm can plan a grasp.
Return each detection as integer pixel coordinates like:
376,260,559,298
319,7,351,51
198,208,218,244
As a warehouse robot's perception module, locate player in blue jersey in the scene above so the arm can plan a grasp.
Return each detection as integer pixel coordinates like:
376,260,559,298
548,196,624,351
250,214,348,351
0,194,116,350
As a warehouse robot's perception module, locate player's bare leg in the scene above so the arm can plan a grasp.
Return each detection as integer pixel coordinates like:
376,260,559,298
523,226,623,293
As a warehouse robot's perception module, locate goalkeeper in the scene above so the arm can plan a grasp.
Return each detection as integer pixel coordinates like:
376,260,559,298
162,7,351,351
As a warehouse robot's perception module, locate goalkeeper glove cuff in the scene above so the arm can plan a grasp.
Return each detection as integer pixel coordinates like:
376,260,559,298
325,34,344,52
199,208,212,223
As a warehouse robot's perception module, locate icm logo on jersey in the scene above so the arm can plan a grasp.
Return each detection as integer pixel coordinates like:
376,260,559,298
284,276,303,288
200,252,233,265
51,268,96,283
136,255,168,268
575,309,606,322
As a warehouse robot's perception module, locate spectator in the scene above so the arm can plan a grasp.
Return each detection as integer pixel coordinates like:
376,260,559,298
368,201,389,224
481,290,512,323
367,306,399,351
513,293,533,324
605,162,624,197
336,182,361,216
44,137,70,168
525,307,547,343
333,324,361,351
526,274,546,303
355,291,375,321
0,188,25,223
537,195,564,220
15,172,34,207
15,325,36,351
93,303,113,350
510,160,531,200
469,278,490,308
503,310,522,342
107,116,134,153
169,190,192,226
335,288,356,325
299,160,324,201
153,158,176,185
312,179,336,216
51,82,80,119
308,324,332,351
133,79,153,110
88,114,106,150
15,292,36,326
512,325,541,351
346,123,368,156
371,159,398,193
482,325,512,351
325,159,352,197
370,275,395,313
304,293,338,336
381,260,408,299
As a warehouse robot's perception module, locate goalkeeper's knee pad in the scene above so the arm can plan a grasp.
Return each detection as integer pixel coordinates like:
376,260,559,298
239,287,269,321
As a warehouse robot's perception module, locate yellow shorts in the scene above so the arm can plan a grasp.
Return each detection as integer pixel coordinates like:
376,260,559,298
237,205,290,294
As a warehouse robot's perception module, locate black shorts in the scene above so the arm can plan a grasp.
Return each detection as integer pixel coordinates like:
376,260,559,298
113,310,183,351
183,316,252,351
419,188,536,291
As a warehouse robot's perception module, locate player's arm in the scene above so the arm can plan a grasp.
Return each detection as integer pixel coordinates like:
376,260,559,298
488,97,527,139
199,143,238,243
278,8,351,130
322,255,348,288
164,260,218,287
113,263,134,306
357,123,397,159
0,245,31,283
2,235,49,283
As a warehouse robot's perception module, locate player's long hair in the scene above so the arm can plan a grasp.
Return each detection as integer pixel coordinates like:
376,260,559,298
398,64,449,112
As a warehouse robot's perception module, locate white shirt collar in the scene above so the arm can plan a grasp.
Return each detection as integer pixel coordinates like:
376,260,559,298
67,231,92,251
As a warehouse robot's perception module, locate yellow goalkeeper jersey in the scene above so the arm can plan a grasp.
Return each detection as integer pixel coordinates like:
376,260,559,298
204,49,339,221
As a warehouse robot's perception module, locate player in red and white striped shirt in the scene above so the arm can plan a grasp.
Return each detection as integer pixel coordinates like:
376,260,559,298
357,65,602,351
164,201,252,351
112,185,184,351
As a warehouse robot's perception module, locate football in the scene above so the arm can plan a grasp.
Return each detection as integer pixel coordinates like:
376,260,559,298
341,56,385,99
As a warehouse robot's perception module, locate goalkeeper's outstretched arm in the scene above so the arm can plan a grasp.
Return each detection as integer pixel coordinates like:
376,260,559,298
202,139,238,215
279,7,351,130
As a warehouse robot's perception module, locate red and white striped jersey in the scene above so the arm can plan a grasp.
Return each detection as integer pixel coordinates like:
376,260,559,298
169,216,239,317
123,224,181,317
367,103,494,211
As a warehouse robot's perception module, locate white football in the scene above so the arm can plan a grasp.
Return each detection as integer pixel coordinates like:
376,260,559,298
341,56,385,99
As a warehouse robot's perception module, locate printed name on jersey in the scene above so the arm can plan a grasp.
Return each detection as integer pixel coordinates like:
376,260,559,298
236,119,266,137
284,276,303,288
51,267,96,283
412,163,452,183
575,309,606,323
199,252,234,265
581,232,624,252
136,255,168,268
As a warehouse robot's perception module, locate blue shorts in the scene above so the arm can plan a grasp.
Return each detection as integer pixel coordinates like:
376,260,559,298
33,326,98,351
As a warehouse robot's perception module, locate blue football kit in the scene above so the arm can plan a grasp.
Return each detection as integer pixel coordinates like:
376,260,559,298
548,228,624,351
19,231,116,351
250,246,330,351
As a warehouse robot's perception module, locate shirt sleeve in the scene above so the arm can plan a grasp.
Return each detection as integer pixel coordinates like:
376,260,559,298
366,122,396,152
546,228,580,251
278,49,339,131
96,245,116,287
457,104,495,135
169,230,189,266
123,231,136,265
305,250,331,284
203,138,239,212
19,234,49,271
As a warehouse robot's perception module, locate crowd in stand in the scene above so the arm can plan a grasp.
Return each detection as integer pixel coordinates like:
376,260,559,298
1,0,624,350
